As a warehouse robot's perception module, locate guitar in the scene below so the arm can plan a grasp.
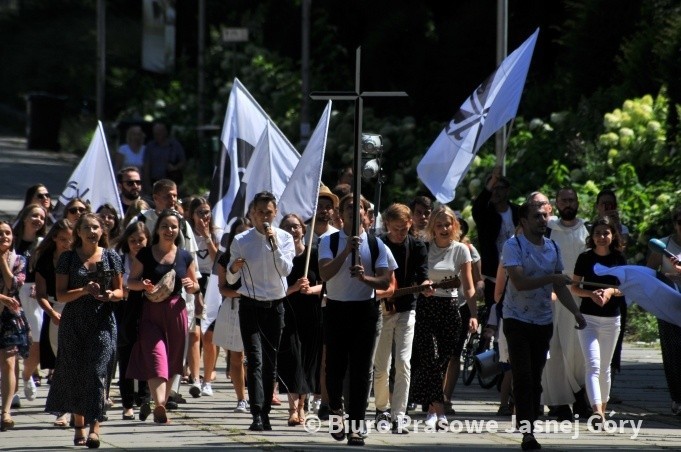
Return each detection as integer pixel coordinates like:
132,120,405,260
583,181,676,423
380,276,461,309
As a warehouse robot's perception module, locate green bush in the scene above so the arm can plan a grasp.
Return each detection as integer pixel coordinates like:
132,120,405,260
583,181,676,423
625,305,659,343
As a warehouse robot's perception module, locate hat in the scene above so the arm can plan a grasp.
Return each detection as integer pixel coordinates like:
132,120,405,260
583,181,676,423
455,211,469,238
318,184,339,209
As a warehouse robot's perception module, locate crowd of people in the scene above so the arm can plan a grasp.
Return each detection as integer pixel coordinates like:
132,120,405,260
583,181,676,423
0,129,680,450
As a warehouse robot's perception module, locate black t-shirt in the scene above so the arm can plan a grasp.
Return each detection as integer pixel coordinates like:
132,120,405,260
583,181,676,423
378,234,429,312
136,246,193,296
573,249,626,317
217,249,241,291
34,251,57,298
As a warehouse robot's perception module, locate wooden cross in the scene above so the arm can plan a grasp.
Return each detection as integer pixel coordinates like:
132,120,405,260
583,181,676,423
310,47,407,264
91,261,115,296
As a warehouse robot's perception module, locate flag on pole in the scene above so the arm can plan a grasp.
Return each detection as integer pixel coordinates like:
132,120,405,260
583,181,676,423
242,121,300,211
594,263,681,328
274,100,333,226
417,28,539,203
208,78,298,235
56,121,123,218
204,79,299,333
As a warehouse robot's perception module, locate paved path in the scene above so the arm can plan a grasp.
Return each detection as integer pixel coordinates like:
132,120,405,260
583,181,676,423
1,346,679,451
0,136,78,220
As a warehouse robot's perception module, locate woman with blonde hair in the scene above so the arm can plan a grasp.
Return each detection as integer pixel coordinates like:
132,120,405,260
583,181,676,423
409,205,477,429
45,213,123,447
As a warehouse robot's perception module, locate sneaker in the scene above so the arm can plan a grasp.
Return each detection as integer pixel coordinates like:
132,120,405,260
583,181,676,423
521,433,541,450
424,413,437,429
311,398,321,414
189,381,202,398
392,417,409,434
11,394,20,408
234,400,248,413
375,409,391,423
437,415,448,430
24,378,37,401
201,383,214,397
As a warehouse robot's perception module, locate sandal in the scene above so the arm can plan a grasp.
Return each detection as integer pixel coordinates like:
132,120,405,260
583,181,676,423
153,405,168,424
86,432,100,449
347,432,365,446
287,409,300,426
73,425,86,446
329,409,346,441
1,411,14,432
53,412,70,427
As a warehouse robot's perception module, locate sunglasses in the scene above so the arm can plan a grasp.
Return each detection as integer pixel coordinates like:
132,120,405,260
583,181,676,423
124,180,142,187
196,210,211,217
68,207,87,215
36,193,50,200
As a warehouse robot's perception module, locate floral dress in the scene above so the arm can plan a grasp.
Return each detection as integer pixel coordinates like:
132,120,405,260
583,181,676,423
45,248,122,424
0,251,28,357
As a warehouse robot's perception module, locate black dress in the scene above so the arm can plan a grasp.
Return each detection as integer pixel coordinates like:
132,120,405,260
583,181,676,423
45,248,122,424
277,247,323,394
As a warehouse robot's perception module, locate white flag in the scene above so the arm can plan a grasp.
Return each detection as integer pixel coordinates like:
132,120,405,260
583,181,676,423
594,263,681,328
204,79,298,333
242,121,300,210
56,121,123,218
208,78,298,234
417,28,539,203
274,101,332,226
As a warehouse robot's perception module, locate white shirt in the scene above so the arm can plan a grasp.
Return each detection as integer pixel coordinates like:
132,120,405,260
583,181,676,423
318,230,389,302
546,217,589,277
226,227,295,301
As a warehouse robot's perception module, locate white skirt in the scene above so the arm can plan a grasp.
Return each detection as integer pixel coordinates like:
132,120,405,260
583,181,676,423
19,283,43,340
212,298,243,352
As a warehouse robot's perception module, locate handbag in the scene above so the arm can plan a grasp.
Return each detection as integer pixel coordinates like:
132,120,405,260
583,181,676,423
144,249,179,303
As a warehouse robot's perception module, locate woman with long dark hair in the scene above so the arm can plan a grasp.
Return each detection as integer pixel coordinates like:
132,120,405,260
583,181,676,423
186,197,218,397
126,209,199,424
45,213,123,448
13,203,47,398
571,216,626,427
114,221,152,420
33,219,73,427
277,213,323,426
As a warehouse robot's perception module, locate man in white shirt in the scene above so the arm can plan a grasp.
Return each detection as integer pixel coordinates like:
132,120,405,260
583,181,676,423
318,194,393,446
226,191,295,431
541,188,589,421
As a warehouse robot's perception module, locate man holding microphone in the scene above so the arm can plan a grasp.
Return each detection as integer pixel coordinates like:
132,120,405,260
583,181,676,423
227,191,295,431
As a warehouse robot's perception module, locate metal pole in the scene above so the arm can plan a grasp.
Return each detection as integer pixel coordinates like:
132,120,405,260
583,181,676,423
495,0,508,175
96,0,106,120
198,0,206,151
300,0,311,145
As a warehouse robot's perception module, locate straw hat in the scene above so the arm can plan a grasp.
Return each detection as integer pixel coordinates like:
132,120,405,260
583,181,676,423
318,184,339,209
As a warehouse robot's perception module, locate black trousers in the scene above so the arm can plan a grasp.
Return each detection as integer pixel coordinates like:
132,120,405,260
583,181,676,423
325,299,380,424
239,298,284,415
504,317,552,432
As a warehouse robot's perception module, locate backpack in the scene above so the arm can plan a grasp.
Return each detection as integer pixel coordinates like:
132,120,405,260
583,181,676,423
329,231,379,273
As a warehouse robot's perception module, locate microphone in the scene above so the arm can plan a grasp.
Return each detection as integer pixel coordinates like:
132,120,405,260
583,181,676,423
263,222,276,250
649,238,677,260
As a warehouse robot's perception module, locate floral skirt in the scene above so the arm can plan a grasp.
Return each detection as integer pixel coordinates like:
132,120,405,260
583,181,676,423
0,307,31,358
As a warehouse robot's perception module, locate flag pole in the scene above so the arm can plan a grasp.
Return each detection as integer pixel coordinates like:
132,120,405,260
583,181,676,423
498,118,516,171
303,213,317,278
